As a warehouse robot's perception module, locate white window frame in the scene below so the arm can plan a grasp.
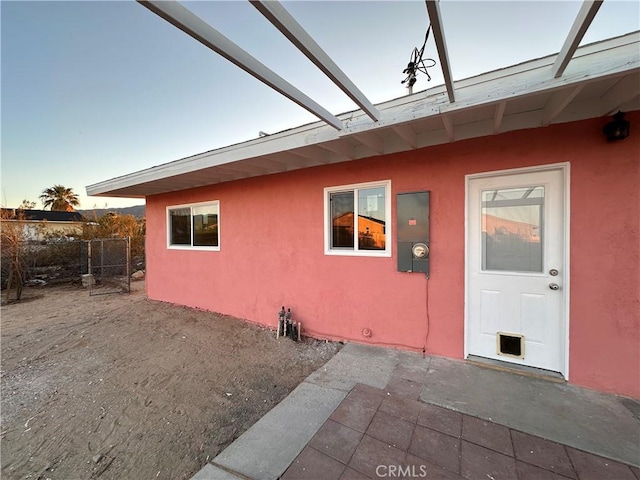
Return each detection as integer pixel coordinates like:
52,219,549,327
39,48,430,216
324,180,392,257
166,200,220,251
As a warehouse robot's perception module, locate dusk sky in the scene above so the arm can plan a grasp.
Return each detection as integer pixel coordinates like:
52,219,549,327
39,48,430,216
2,1,638,209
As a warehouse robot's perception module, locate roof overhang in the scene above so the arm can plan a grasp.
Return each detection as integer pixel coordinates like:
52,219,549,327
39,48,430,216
87,31,640,199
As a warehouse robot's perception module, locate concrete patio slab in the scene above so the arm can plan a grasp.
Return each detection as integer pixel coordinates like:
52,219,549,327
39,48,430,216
190,463,246,480
213,381,347,480
419,356,640,466
192,343,640,479
304,343,401,391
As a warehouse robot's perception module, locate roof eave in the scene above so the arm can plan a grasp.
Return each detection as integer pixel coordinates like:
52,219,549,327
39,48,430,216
86,31,640,199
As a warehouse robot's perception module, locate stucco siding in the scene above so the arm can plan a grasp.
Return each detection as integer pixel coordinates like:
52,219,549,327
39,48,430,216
145,113,639,398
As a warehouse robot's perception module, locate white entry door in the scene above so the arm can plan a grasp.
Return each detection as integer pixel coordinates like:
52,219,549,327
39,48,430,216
467,167,567,374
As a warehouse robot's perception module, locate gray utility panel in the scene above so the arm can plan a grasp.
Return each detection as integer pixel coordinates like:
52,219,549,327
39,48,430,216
397,191,430,275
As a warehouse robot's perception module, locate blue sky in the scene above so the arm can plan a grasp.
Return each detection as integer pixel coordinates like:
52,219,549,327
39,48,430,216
2,1,638,209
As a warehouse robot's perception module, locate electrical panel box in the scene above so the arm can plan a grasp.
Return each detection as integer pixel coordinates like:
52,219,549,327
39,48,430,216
397,191,430,275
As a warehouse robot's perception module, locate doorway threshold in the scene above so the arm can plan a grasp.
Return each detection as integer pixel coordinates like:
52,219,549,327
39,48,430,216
466,355,565,383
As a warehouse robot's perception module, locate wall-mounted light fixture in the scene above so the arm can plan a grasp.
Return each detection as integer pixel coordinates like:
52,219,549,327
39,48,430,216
603,111,630,141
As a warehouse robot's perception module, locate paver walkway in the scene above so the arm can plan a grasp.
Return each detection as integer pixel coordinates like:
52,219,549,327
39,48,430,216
193,343,640,480
282,383,640,480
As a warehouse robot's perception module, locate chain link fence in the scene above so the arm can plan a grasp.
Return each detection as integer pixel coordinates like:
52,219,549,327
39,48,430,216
1,238,132,299
1,240,85,288
86,238,130,296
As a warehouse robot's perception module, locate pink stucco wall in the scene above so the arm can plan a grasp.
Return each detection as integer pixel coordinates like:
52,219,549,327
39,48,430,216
145,113,639,398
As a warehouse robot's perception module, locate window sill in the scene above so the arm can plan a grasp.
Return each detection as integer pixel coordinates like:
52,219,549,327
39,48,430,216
324,249,391,258
167,245,220,252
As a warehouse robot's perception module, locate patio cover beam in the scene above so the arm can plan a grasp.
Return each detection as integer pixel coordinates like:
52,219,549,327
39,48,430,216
251,0,380,122
425,0,455,103
552,0,603,78
137,0,343,130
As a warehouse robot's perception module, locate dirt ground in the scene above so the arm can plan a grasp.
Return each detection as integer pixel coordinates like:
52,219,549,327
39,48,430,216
0,282,341,480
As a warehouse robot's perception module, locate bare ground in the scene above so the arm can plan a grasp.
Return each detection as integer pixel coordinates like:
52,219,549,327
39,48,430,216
0,282,340,480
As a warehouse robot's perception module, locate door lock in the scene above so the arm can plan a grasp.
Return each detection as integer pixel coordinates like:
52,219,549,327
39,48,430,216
549,269,559,276
549,283,560,290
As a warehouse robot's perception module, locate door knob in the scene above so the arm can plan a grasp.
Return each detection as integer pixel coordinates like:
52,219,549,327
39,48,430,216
549,283,560,290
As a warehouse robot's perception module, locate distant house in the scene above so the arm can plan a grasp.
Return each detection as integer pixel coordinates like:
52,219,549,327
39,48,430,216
1,209,85,241
87,33,639,399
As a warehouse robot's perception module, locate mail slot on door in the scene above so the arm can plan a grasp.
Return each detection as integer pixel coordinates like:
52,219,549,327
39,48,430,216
397,191,430,275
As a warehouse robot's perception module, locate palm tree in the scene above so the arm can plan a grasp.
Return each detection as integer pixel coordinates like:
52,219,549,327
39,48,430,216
40,185,80,211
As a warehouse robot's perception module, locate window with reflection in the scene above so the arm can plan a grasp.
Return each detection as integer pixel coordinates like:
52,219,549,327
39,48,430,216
169,208,191,245
326,181,390,256
167,202,219,249
481,186,543,272
330,192,354,248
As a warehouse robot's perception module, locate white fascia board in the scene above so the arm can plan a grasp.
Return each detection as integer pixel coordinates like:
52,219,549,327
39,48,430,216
552,0,603,78
138,0,342,130
353,32,640,132
87,121,336,196
455,30,638,92
334,32,638,136
443,40,639,114
87,32,640,197
251,0,379,122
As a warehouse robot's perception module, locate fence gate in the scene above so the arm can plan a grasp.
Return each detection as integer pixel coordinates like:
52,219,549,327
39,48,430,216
87,238,130,296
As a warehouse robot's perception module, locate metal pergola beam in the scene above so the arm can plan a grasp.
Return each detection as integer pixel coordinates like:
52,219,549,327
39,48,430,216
552,0,603,78
137,0,343,130
251,0,380,122
425,0,455,103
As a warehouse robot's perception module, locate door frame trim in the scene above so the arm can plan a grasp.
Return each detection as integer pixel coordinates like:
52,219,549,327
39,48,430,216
464,162,571,379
